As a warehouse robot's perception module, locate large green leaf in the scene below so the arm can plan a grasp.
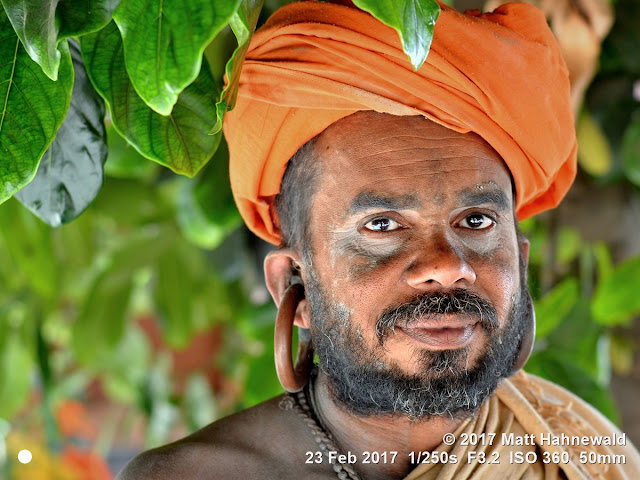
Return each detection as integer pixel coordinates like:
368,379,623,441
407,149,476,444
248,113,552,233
539,300,606,383
592,254,640,326
112,0,241,115
176,138,241,249
534,278,579,339
1,0,119,81
81,21,220,176
2,0,61,80
15,40,107,226
0,10,73,203
352,0,440,71
212,0,263,134
58,0,121,38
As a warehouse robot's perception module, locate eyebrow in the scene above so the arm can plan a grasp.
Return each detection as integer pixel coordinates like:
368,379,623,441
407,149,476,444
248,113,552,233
347,193,422,215
457,188,510,210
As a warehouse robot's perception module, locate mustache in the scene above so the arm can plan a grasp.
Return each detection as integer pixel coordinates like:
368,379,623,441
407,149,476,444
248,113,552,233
375,289,498,342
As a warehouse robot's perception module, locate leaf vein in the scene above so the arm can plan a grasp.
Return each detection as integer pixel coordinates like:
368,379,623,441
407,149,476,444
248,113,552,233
0,38,20,134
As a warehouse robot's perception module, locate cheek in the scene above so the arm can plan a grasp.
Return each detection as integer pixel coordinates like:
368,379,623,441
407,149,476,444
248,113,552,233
330,231,408,282
468,247,520,319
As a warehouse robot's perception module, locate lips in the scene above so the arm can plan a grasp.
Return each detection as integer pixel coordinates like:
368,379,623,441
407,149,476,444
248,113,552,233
399,316,479,349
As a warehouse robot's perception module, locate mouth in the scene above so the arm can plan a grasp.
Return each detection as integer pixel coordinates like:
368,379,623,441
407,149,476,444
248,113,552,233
398,316,479,350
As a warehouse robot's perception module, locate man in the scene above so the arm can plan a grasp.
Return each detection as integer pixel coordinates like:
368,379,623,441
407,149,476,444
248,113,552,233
118,1,640,479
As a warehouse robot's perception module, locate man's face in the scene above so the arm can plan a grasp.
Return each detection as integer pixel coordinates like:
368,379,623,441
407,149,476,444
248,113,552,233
300,112,530,418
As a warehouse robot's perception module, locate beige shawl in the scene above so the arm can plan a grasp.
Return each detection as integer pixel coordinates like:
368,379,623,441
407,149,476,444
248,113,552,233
404,371,640,479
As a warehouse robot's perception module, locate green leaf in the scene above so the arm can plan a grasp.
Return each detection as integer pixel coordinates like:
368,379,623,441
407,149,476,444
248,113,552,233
72,268,134,366
534,278,579,339
0,11,73,203
176,138,241,248
105,126,159,180
609,333,635,376
242,315,282,407
193,139,239,230
15,40,107,226
58,0,121,38
622,114,640,186
2,0,119,80
592,254,640,326
555,227,582,268
81,21,221,176
0,199,58,299
2,0,62,80
0,332,32,419
576,109,613,177
112,0,241,115
212,0,263,134
90,178,168,226
73,227,173,365
541,301,605,383
154,246,196,348
593,242,613,281
352,0,440,71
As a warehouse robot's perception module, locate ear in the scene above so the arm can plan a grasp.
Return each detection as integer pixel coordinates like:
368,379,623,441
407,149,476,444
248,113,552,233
264,249,311,329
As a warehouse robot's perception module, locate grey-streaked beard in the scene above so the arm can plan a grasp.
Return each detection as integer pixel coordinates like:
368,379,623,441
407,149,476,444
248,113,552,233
305,259,530,420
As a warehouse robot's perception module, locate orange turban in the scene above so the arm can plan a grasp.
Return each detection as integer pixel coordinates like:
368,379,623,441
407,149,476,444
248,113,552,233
224,1,577,245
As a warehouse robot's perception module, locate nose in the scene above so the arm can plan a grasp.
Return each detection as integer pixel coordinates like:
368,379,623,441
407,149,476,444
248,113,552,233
404,232,476,290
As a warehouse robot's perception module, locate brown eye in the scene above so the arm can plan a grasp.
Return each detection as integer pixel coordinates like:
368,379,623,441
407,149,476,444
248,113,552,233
364,217,401,232
460,213,495,230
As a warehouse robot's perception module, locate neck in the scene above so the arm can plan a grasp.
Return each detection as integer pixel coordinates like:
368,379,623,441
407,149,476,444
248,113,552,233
311,370,470,480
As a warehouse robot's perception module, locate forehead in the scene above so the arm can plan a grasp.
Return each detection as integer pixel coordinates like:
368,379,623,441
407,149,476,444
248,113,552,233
312,112,513,210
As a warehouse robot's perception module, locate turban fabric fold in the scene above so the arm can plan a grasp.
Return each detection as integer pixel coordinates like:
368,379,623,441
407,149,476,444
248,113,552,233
224,0,577,245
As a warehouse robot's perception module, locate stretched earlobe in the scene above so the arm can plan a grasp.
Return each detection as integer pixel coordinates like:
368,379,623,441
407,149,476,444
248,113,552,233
274,283,314,392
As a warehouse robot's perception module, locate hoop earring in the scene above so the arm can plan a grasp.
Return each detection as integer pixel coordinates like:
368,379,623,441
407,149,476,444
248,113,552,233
508,291,536,376
274,283,314,392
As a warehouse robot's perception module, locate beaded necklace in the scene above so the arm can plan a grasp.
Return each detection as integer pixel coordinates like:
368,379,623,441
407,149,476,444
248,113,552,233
280,376,362,480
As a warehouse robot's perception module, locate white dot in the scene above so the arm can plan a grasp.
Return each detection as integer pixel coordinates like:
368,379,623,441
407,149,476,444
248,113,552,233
18,449,32,464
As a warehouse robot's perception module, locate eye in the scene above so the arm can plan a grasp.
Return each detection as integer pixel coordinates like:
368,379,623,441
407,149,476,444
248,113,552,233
459,213,495,230
363,217,402,232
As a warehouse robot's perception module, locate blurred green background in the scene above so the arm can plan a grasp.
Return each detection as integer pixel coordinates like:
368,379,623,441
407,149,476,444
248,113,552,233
1,0,640,478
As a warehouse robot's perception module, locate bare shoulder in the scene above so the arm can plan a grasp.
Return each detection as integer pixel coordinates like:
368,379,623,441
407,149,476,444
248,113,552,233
116,394,330,480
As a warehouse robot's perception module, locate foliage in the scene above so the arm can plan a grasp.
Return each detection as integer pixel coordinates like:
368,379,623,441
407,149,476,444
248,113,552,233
0,146,280,473
352,0,440,70
0,0,440,226
0,0,640,475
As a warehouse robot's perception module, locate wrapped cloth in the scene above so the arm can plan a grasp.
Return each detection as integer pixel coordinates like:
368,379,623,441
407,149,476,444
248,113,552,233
404,371,640,479
224,1,577,245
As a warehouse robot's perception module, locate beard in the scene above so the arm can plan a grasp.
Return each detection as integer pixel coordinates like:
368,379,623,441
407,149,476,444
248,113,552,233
305,253,532,420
